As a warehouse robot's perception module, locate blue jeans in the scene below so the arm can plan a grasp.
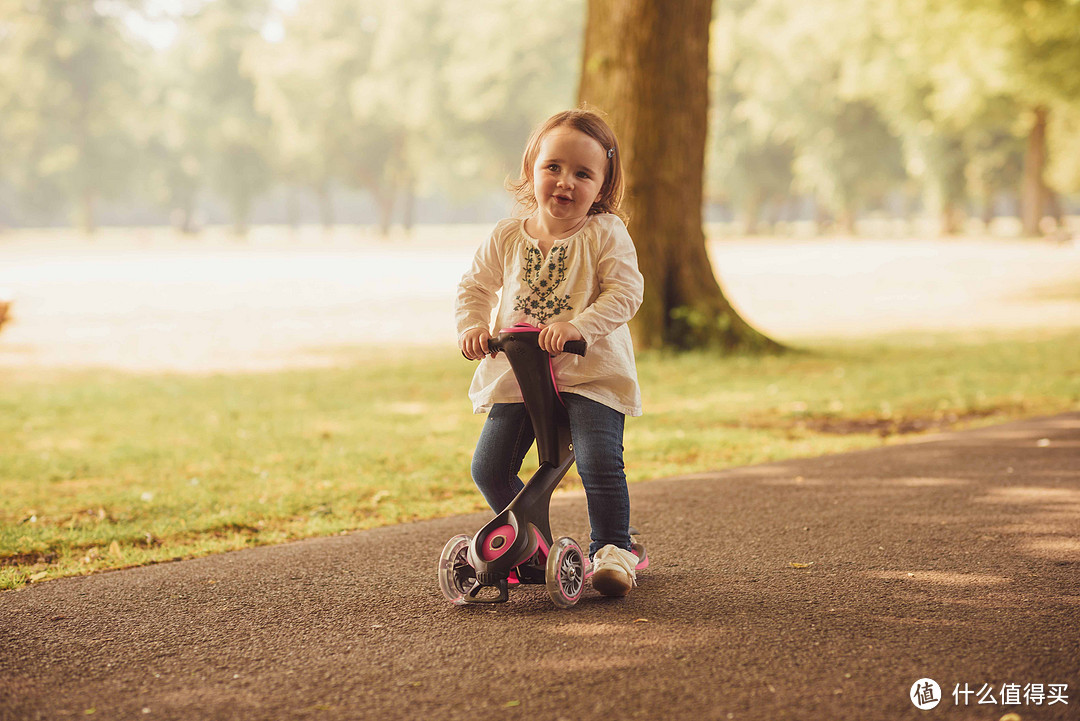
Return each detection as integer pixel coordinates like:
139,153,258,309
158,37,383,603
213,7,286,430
470,393,631,558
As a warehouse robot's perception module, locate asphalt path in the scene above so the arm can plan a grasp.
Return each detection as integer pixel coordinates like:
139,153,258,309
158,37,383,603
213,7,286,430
2,414,1078,720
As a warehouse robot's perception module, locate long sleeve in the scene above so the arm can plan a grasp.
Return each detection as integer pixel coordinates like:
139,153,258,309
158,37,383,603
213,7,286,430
568,218,644,345
454,221,509,339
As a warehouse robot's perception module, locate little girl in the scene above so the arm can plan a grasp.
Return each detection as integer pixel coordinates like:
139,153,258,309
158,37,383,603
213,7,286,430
455,108,648,597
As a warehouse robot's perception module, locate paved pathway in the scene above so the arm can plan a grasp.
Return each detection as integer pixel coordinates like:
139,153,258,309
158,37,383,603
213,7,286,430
2,414,1078,720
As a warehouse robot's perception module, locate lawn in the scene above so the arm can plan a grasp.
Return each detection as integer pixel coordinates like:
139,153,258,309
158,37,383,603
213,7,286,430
3,328,1078,590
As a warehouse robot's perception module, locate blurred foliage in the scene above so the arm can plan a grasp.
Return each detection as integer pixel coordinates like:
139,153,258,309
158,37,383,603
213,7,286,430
706,0,1080,235
0,0,1076,234
0,1,143,231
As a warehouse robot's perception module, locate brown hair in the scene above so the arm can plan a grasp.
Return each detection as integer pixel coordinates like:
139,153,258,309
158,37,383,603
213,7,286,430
507,108,625,221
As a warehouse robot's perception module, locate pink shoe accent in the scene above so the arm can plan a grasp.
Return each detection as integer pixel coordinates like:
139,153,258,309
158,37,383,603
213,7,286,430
634,553,649,571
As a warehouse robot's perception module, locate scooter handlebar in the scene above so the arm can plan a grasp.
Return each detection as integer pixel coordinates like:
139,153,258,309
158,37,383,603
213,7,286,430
463,334,587,359
562,340,587,356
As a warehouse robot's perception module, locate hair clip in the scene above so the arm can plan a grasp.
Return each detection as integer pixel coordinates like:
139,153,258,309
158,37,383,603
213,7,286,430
607,147,615,159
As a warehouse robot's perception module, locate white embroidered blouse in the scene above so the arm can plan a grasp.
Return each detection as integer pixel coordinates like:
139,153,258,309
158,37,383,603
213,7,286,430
454,213,645,416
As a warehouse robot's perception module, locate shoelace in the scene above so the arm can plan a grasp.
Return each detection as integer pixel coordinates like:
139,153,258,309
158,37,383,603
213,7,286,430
591,545,639,587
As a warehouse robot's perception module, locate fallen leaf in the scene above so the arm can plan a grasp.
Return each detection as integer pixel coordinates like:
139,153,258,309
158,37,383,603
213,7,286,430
790,562,814,569
1036,438,1051,447
108,541,123,559
28,571,48,582
503,701,521,708
633,618,650,623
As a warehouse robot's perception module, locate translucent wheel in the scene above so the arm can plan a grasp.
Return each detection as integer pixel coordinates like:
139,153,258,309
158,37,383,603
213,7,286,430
437,534,476,605
545,537,584,609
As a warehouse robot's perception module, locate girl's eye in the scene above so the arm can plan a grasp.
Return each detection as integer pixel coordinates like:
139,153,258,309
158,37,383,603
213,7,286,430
546,164,559,172
577,172,591,179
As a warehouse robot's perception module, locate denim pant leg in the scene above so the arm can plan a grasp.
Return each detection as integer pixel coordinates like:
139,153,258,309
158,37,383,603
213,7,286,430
564,394,632,558
470,403,534,514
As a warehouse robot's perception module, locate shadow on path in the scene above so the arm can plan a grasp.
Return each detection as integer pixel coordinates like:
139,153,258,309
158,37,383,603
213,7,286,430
2,414,1078,720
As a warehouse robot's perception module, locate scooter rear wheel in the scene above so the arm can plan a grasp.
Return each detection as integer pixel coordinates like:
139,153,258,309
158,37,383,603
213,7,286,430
545,537,585,608
438,534,475,605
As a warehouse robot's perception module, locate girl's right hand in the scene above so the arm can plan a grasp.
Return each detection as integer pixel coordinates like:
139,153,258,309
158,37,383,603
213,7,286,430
460,328,493,360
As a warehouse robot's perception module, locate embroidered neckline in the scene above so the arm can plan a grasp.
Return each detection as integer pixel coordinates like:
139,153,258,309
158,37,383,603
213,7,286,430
512,244,572,324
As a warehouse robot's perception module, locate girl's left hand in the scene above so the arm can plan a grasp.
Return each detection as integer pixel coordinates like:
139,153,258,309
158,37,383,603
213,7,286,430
538,322,583,355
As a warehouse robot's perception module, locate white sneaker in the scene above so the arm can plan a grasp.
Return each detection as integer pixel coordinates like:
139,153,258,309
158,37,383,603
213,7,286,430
590,544,642,597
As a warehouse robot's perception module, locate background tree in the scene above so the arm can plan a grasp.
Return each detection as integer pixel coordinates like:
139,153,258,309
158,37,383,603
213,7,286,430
720,0,906,236
963,97,1025,230
707,0,796,234
858,0,1080,236
178,0,274,235
991,0,1080,235
248,0,382,230
141,33,208,233
0,1,143,232
439,0,584,206
1,0,1076,234
579,0,780,351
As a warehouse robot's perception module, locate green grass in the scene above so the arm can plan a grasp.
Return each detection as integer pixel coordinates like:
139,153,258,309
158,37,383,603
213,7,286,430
3,328,1078,590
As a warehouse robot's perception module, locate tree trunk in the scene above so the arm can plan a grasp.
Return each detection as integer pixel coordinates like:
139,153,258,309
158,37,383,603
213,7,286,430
374,187,394,238
980,189,995,231
940,200,964,236
316,182,335,231
1020,105,1049,237
178,189,198,234
578,0,780,352
837,206,857,236
230,192,250,238
401,174,416,235
742,188,763,236
814,202,833,236
1046,189,1063,230
929,136,968,236
286,187,301,231
75,189,95,235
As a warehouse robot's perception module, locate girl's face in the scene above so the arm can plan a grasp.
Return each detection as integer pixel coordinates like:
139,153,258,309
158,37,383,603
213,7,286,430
530,126,607,228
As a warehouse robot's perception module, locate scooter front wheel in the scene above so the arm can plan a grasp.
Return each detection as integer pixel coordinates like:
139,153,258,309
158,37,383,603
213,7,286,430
438,534,476,605
545,537,585,609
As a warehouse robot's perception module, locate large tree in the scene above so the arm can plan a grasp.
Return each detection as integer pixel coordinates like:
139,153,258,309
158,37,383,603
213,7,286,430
578,0,779,351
